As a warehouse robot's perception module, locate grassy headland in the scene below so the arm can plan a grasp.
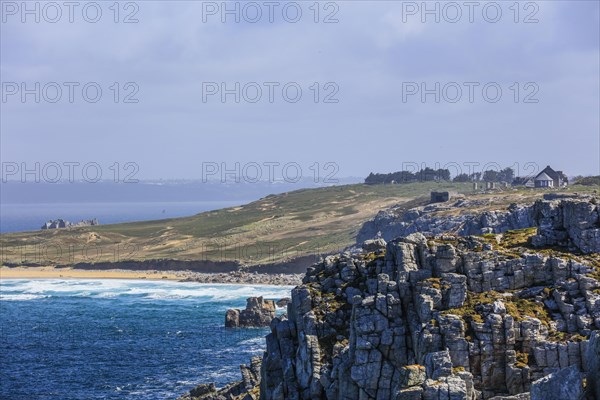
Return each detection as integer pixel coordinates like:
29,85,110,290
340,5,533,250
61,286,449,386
1,182,596,273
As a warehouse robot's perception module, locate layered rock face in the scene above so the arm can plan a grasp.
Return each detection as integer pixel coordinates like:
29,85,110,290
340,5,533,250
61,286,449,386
257,199,600,400
357,197,599,253
225,297,277,328
531,198,600,254
356,199,535,242
181,198,600,400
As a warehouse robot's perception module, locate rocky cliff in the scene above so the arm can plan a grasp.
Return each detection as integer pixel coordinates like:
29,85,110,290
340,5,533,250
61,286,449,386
356,194,598,247
356,197,534,243
180,197,600,400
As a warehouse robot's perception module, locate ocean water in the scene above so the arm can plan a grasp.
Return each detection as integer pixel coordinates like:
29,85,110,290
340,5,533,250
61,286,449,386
0,201,246,233
0,279,292,400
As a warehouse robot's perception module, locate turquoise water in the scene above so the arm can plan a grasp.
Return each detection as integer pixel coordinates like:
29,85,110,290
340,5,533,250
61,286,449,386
0,279,291,399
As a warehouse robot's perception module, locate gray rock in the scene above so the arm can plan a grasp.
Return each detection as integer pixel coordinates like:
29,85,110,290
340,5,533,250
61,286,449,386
399,365,426,387
424,350,453,380
488,395,530,400
186,197,600,400
225,296,276,328
395,386,424,400
532,199,600,254
362,238,387,252
189,383,216,397
41,218,99,229
586,331,600,399
530,365,584,400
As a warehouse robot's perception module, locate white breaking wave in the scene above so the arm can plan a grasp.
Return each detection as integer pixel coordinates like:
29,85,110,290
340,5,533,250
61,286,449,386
0,279,292,302
0,293,48,301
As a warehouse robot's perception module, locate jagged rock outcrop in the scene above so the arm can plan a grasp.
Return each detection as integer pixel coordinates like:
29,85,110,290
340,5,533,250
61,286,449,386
225,297,276,328
531,198,600,254
359,197,599,255
529,365,584,400
255,229,599,399
357,199,535,243
184,198,599,400
41,218,99,229
178,356,262,400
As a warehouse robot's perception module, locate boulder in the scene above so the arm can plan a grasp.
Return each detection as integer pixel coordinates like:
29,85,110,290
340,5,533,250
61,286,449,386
189,383,216,398
586,331,600,399
362,238,387,252
530,365,585,400
276,297,291,308
225,297,276,328
424,350,453,380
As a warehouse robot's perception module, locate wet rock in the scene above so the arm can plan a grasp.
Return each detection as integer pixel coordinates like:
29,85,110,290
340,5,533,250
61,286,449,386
190,383,216,397
276,298,291,308
225,296,276,328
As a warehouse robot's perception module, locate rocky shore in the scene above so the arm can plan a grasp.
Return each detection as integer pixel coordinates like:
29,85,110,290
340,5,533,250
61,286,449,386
180,271,303,286
179,196,600,400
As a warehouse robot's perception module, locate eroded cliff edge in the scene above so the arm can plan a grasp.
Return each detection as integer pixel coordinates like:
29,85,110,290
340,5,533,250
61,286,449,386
180,197,600,400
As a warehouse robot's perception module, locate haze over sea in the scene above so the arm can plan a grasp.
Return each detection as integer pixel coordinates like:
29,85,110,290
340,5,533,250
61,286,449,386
0,279,292,399
0,201,245,233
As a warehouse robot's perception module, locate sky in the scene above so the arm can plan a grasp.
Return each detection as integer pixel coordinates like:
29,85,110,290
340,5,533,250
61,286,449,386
1,0,599,181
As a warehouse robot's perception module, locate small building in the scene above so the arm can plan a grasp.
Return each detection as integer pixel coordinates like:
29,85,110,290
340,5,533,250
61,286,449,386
536,165,568,187
535,172,554,188
513,165,568,189
431,191,450,203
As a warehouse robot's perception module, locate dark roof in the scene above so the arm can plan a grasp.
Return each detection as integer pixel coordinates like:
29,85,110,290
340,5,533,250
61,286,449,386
535,172,553,181
538,166,559,180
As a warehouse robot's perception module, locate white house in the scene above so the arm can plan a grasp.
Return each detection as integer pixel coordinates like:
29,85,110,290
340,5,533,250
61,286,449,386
534,172,554,188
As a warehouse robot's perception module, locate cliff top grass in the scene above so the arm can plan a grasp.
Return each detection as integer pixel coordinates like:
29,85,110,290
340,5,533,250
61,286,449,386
442,290,589,344
0,182,472,267
442,290,552,326
1,182,595,269
477,227,600,279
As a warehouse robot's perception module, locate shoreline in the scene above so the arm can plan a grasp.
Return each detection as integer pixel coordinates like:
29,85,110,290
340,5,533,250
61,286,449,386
0,266,303,286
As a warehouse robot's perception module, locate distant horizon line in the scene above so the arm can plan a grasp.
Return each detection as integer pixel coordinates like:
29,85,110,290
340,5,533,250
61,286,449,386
1,173,599,184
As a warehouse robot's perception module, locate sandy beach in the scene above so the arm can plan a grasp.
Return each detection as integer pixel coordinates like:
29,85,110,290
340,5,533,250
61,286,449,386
0,266,185,281
0,266,303,285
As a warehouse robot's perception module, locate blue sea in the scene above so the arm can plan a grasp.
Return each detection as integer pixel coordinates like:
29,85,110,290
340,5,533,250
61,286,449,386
0,201,246,233
0,279,292,399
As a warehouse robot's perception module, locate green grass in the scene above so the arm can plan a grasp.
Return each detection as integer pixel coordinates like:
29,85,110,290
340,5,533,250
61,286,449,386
0,182,470,267
2,181,594,268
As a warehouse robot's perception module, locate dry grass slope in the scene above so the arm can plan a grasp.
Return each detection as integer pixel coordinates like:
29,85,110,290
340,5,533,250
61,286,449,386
1,182,596,269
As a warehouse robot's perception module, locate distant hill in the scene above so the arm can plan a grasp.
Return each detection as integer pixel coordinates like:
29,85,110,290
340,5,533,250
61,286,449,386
1,182,469,268
2,182,597,270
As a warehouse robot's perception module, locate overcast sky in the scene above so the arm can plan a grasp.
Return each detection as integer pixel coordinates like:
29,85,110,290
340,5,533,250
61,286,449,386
1,0,599,180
